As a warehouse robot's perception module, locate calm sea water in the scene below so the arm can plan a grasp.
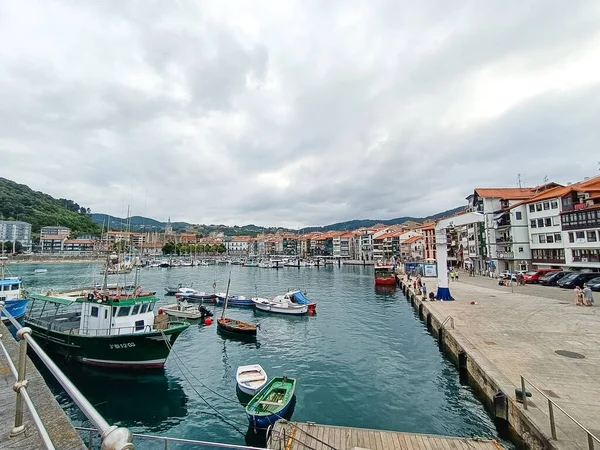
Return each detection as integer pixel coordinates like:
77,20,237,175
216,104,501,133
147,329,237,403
10,262,507,448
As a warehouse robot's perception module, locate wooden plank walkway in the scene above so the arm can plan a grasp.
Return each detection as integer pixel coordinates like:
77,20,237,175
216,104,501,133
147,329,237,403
268,421,501,450
0,321,85,449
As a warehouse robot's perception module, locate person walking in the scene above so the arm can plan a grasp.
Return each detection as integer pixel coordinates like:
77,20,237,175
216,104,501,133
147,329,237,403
582,286,594,306
422,282,427,299
574,286,584,306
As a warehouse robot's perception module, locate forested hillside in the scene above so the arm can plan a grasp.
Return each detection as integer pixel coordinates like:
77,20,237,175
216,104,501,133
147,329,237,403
0,177,100,236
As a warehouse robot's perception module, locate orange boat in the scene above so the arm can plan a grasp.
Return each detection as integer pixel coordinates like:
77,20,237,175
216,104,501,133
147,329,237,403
374,264,396,286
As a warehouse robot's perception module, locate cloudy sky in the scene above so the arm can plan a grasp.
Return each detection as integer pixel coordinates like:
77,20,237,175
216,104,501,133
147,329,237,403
1,1,599,228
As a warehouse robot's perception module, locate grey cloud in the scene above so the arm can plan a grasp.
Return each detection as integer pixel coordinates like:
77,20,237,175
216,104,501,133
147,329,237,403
1,0,599,227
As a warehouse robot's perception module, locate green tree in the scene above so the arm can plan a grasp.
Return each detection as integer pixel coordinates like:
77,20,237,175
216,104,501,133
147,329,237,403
162,242,176,255
3,241,23,254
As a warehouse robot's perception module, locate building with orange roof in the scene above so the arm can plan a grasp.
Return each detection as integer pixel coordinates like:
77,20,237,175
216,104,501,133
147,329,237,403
417,223,437,261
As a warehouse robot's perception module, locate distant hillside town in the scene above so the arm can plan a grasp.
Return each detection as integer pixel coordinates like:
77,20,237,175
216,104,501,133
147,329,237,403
2,173,599,274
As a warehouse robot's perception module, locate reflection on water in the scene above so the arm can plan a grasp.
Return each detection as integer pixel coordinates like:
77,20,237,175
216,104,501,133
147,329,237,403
34,357,188,433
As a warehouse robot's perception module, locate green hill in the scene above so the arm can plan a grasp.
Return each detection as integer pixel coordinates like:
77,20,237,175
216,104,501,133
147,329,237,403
0,177,101,236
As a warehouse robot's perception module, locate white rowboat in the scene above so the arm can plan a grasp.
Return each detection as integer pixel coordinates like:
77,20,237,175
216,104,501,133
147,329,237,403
236,364,268,396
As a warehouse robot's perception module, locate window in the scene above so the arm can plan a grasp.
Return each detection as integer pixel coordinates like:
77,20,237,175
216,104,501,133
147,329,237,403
140,304,148,313
537,219,544,227
563,196,572,207
536,203,542,211
530,220,537,228
518,247,524,252
546,234,554,243
569,232,574,243
552,216,560,226
132,305,140,315
91,306,99,317
112,307,117,317
529,205,535,213
588,231,597,242
555,233,562,242
545,218,552,227
539,234,546,243
551,201,558,209
575,231,585,242
11,284,19,290
135,320,145,331
149,303,154,311
543,202,550,210
117,306,131,317
516,211,522,220
104,310,108,319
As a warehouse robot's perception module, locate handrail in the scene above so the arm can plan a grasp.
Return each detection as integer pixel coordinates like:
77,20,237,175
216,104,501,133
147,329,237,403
0,302,134,449
75,426,270,450
0,330,55,449
520,375,599,450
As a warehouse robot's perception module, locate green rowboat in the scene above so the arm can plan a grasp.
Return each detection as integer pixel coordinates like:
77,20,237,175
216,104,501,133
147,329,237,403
245,376,296,428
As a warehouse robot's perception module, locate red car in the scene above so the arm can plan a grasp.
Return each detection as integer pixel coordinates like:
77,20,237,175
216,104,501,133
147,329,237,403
523,268,559,284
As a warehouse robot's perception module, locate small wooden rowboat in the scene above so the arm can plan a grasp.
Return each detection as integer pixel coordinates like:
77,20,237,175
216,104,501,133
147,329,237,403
245,376,296,429
236,364,268,396
217,318,257,337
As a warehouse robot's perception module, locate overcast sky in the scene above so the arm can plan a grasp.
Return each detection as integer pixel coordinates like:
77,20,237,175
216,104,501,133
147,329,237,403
1,1,599,228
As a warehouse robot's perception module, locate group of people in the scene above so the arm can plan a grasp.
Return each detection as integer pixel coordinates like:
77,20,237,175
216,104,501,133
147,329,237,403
574,286,594,306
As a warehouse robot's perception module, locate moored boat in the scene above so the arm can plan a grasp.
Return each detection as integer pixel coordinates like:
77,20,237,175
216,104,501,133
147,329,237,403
24,289,189,369
236,364,268,396
161,301,213,321
252,290,316,315
176,292,217,303
165,284,183,295
245,376,296,428
215,292,254,307
374,264,396,286
216,276,258,338
0,256,30,323
34,267,48,274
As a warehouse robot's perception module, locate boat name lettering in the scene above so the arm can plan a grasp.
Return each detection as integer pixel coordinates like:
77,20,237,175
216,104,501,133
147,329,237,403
109,342,136,349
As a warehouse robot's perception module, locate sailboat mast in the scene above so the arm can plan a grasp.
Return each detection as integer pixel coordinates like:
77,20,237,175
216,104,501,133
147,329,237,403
220,274,232,320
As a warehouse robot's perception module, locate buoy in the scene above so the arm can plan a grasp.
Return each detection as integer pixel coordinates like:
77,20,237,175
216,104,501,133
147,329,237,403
204,317,212,325
158,308,164,314
470,301,478,305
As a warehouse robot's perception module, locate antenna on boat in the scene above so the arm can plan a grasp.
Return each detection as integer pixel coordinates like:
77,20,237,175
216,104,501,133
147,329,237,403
220,271,232,320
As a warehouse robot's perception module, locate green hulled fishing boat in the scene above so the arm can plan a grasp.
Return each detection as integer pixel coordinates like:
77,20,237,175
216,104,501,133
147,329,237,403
25,287,189,370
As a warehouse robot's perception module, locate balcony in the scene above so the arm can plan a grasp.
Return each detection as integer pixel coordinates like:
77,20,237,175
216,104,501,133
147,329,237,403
532,257,566,264
497,251,514,259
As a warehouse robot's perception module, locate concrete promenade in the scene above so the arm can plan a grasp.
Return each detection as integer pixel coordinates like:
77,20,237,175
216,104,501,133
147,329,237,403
402,273,599,450
1,321,84,449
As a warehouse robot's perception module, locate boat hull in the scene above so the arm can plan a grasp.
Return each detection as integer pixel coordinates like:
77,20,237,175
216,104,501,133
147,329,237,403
374,277,396,286
217,319,257,337
24,320,189,369
245,377,296,428
236,364,268,396
253,302,308,315
1,299,30,323
215,296,254,308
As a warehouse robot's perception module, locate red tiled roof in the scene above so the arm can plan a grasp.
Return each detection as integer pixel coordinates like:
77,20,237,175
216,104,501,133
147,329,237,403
475,188,537,200
402,235,423,244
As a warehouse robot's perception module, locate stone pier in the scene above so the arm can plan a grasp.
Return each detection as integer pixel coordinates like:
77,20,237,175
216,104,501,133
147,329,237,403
399,274,599,450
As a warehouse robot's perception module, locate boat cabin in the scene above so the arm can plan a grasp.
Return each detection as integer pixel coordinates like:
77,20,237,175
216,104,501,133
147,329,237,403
0,277,23,302
28,292,157,336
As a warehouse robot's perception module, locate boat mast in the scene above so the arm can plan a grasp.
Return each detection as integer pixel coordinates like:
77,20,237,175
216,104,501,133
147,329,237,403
220,273,232,320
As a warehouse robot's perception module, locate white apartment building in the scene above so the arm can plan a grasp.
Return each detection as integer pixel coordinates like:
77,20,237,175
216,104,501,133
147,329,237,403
225,237,250,254
40,226,71,237
0,220,32,252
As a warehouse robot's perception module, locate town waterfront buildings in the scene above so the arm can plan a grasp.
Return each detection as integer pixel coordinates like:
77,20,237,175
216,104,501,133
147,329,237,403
0,220,32,252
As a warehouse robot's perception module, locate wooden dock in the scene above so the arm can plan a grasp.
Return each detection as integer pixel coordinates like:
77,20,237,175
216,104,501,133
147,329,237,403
268,421,501,450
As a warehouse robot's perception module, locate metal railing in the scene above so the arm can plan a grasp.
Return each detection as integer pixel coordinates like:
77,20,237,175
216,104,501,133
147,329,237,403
520,375,599,450
0,301,134,449
76,426,269,450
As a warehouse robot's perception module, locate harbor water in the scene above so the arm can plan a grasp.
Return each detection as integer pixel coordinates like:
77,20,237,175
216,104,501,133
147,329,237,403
11,262,508,448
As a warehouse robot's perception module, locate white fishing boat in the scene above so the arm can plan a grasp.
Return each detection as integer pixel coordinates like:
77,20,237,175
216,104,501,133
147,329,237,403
252,290,316,315
236,364,268,396
161,300,213,321
34,267,48,274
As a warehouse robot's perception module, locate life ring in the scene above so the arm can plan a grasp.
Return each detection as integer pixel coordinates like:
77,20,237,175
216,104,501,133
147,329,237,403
212,282,217,289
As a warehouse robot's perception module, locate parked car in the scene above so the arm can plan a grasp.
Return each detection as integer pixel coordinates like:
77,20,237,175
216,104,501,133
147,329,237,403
523,268,560,284
499,271,524,281
539,271,571,286
557,272,600,289
584,276,600,292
